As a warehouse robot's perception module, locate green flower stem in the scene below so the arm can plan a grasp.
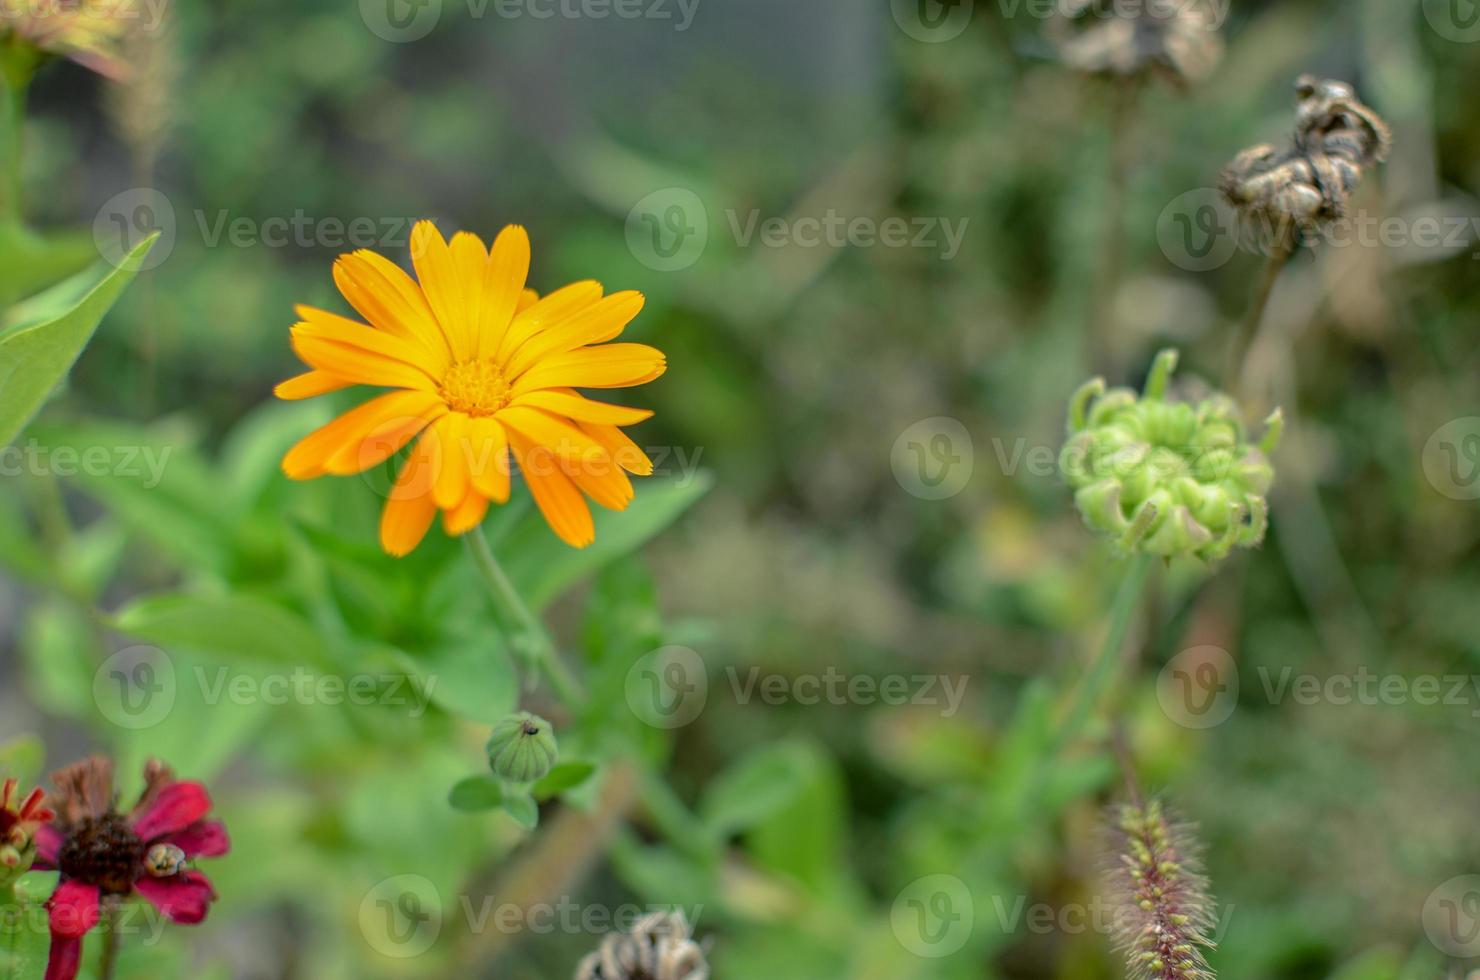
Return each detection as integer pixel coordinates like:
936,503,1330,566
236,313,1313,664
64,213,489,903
0,40,40,226
1227,241,1294,399
1053,553,1154,759
98,907,120,980
466,525,586,708
1,882,20,980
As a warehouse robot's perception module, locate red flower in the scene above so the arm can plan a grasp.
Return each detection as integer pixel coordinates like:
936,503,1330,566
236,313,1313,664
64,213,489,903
1,777,54,873
34,757,229,980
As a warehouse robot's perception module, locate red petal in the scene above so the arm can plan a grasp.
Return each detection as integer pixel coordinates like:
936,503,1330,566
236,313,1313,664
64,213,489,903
33,824,63,869
163,821,230,859
43,935,83,980
47,881,101,938
134,871,217,925
131,781,212,841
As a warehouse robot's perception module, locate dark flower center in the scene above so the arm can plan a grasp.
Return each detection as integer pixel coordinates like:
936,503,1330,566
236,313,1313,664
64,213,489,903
58,813,143,894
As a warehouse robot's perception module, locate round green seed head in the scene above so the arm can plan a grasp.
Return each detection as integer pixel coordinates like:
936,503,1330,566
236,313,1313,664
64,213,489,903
486,712,559,784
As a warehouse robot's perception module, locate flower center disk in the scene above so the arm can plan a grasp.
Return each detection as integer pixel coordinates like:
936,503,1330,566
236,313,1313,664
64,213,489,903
440,359,511,417
57,813,143,895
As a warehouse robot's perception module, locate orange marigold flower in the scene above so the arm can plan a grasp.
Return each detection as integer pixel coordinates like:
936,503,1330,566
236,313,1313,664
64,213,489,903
277,222,665,556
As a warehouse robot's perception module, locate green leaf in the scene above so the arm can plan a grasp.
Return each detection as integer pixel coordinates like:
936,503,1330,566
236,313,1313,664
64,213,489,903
0,233,157,447
111,592,333,668
448,775,505,812
700,740,817,841
497,472,713,609
531,761,597,801
0,879,53,980
502,792,539,829
0,223,96,312
745,742,850,896
394,635,517,725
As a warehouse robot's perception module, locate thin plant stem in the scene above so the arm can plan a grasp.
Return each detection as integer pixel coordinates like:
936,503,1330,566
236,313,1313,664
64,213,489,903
0,40,38,226
1054,552,1155,759
98,906,120,980
1227,241,1294,399
465,524,586,707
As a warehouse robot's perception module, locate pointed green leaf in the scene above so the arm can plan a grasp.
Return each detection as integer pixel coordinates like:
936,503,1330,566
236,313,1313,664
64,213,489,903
0,233,157,447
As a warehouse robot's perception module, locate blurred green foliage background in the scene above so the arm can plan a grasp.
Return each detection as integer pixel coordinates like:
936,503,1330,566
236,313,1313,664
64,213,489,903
4,0,1480,977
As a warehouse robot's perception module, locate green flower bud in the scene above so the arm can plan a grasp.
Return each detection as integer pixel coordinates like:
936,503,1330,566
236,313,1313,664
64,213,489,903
1060,349,1279,564
486,712,558,784
0,843,34,887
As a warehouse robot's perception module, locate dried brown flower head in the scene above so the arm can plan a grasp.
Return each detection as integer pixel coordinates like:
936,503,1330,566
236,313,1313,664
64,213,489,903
1048,0,1224,87
1104,800,1216,980
1220,75,1393,251
575,911,709,980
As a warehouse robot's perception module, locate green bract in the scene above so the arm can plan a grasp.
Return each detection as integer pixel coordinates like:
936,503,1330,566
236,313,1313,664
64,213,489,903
1060,350,1281,563
486,712,559,784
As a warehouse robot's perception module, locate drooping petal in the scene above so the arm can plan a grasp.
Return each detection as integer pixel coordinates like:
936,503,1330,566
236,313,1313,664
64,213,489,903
33,824,63,869
430,413,471,511
494,406,613,468
561,452,634,511
511,433,594,548
476,225,531,358
466,418,511,503
162,820,230,859
47,881,101,938
290,332,436,392
274,370,351,401
508,388,653,426
333,249,450,358
43,935,83,980
379,433,440,557
411,221,474,361
510,344,666,395
442,487,490,536
294,305,446,379
282,390,444,480
503,291,645,378
134,871,217,925
580,422,655,476
131,781,211,841
493,281,603,366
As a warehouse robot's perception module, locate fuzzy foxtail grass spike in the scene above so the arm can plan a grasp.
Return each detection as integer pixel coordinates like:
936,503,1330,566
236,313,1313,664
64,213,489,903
1105,800,1216,980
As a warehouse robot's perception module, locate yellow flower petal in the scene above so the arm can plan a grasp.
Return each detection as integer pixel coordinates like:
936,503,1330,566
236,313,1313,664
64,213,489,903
275,370,351,401
493,281,603,365
411,220,474,361
290,333,437,392
442,488,490,536
495,405,612,466
511,433,594,548
282,390,444,480
467,418,512,503
430,412,472,510
477,225,531,358
294,305,445,380
509,388,653,426
333,250,450,361
380,435,441,557
503,291,644,379
580,421,655,476
510,343,666,395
